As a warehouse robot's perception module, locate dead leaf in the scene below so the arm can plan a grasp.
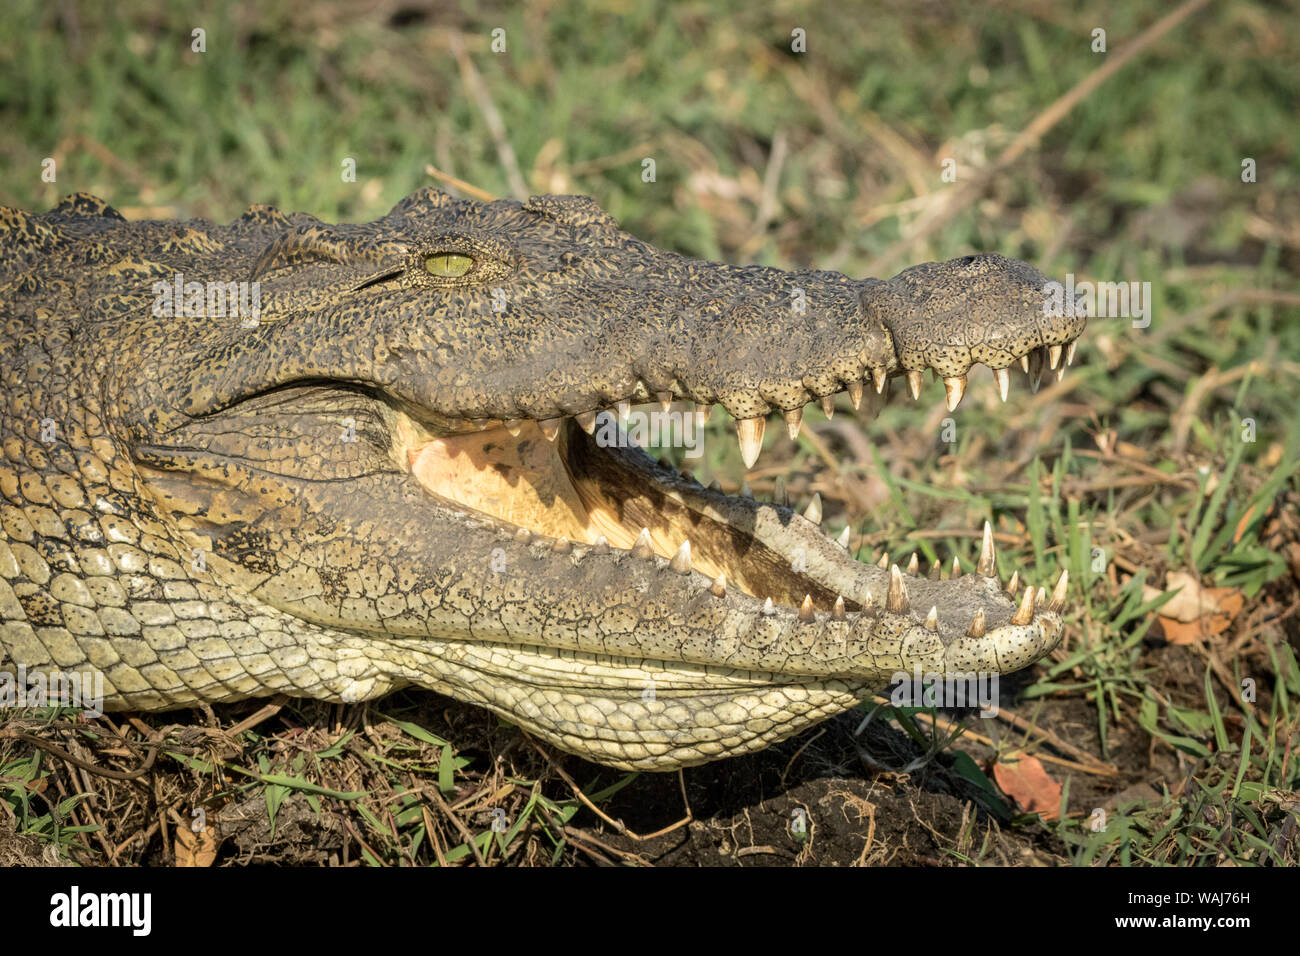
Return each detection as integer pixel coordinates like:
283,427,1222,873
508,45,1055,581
1141,570,1244,645
993,753,1062,820
174,822,220,867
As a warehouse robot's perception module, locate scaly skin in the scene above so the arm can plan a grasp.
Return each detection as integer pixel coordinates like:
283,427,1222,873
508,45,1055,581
0,190,1084,770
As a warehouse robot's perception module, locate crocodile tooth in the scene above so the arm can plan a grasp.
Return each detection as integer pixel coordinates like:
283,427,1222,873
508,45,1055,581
708,478,722,492
736,417,765,469
803,492,822,525
872,366,888,394
924,606,939,631
836,525,851,548
1049,345,1063,370
773,476,788,507
592,535,610,554
1066,341,1077,366
700,404,714,424
977,521,997,576
1049,569,1069,610
929,559,941,580
846,380,864,410
994,367,1010,402
504,419,523,436
740,481,754,498
1055,364,1066,383
656,390,673,412
710,573,727,597
632,527,655,559
539,418,563,441
907,370,924,400
680,469,697,485
1037,586,1047,605
670,539,692,574
950,555,961,578
1028,348,1045,393
617,401,631,419
820,395,836,419
833,595,846,620
1010,586,1035,625
877,552,889,570
887,565,909,613
966,608,986,638
514,528,532,544
761,597,775,616
1019,354,1031,374
552,537,571,554
784,406,803,440
574,411,598,434
906,552,919,575
798,594,815,623
1007,570,1019,596
944,375,966,411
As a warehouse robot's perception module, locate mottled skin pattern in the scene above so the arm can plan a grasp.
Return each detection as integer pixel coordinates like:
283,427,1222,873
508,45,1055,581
0,190,1085,770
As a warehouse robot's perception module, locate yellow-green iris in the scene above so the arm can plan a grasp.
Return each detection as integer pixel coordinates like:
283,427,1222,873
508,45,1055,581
424,253,474,278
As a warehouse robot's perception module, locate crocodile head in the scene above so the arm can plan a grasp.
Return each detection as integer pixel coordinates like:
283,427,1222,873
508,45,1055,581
2,190,1085,770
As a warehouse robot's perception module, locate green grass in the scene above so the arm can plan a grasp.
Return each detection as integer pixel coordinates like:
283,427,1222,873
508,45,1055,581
1,0,1298,865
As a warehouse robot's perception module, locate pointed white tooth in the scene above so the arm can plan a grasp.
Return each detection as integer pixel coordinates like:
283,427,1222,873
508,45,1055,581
632,527,654,559
877,552,889,570
670,539,692,574
761,597,775,616
592,535,610,554
656,390,672,412
994,367,1010,402
847,380,864,410
907,370,924,400
820,395,836,419
710,573,727,597
784,406,803,440
539,418,562,441
1049,345,1062,370
575,410,598,434
924,606,939,631
798,594,815,623
1029,348,1045,393
1037,586,1047,605
1065,341,1077,366
804,492,822,525
887,564,909,613
966,608,986,638
504,419,523,436
1011,586,1035,625
836,526,851,549
906,552,919,575
950,555,961,578
552,536,571,553
700,404,714,424
736,417,765,469
1050,569,1069,609
1019,354,1030,374
944,375,966,411
929,559,941,580
617,401,631,419
977,521,996,577
872,367,888,394
833,595,846,620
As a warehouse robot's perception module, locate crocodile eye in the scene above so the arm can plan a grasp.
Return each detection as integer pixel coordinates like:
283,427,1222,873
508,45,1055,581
424,253,474,278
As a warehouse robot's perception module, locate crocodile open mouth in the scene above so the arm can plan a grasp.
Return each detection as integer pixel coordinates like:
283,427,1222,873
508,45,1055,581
397,346,1079,630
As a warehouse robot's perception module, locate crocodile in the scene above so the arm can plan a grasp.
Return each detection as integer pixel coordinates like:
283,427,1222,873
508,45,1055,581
0,189,1084,771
